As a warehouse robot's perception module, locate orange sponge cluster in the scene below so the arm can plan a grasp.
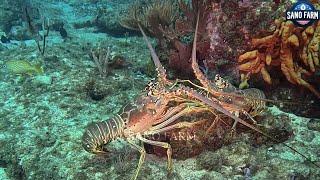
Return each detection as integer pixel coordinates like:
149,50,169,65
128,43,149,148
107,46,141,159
238,19,320,98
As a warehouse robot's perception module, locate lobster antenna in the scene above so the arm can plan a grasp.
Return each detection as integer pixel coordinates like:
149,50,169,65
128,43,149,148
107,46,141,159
138,24,170,85
214,91,318,107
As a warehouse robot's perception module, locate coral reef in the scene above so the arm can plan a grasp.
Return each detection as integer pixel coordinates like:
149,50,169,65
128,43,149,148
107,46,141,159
238,18,320,98
120,0,283,81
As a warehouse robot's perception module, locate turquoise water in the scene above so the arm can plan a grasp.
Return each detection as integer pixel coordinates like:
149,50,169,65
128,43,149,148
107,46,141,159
0,0,319,179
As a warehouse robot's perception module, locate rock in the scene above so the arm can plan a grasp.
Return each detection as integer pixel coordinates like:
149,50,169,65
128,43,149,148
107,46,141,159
307,119,320,132
32,75,52,86
0,168,10,180
0,43,6,51
196,151,224,171
8,26,32,41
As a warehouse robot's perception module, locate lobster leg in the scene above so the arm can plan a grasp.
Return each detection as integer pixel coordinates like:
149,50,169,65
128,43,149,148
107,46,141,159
136,135,173,173
173,79,208,92
151,104,207,131
150,120,206,134
230,110,258,130
205,114,221,135
240,111,257,125
152,103,187,125
126,139,146,180
150,106,190,131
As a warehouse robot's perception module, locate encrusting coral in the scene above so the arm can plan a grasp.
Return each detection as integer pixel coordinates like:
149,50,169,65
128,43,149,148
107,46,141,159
238,18,320,98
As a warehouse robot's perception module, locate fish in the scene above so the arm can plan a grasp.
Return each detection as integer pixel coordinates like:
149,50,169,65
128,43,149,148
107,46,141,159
4,60,44,75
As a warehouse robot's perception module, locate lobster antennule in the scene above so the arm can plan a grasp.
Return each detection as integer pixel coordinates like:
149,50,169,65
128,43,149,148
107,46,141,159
82,116,126,154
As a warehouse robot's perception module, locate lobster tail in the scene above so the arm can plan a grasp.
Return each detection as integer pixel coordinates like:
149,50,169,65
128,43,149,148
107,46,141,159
82,115,125,154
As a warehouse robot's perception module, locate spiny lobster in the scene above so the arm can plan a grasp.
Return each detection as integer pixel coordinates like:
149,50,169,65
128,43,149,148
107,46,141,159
189,14,267,133
82,13,318,180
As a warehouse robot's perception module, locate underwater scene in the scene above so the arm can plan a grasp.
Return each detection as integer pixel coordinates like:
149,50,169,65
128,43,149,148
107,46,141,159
0,0,320,179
